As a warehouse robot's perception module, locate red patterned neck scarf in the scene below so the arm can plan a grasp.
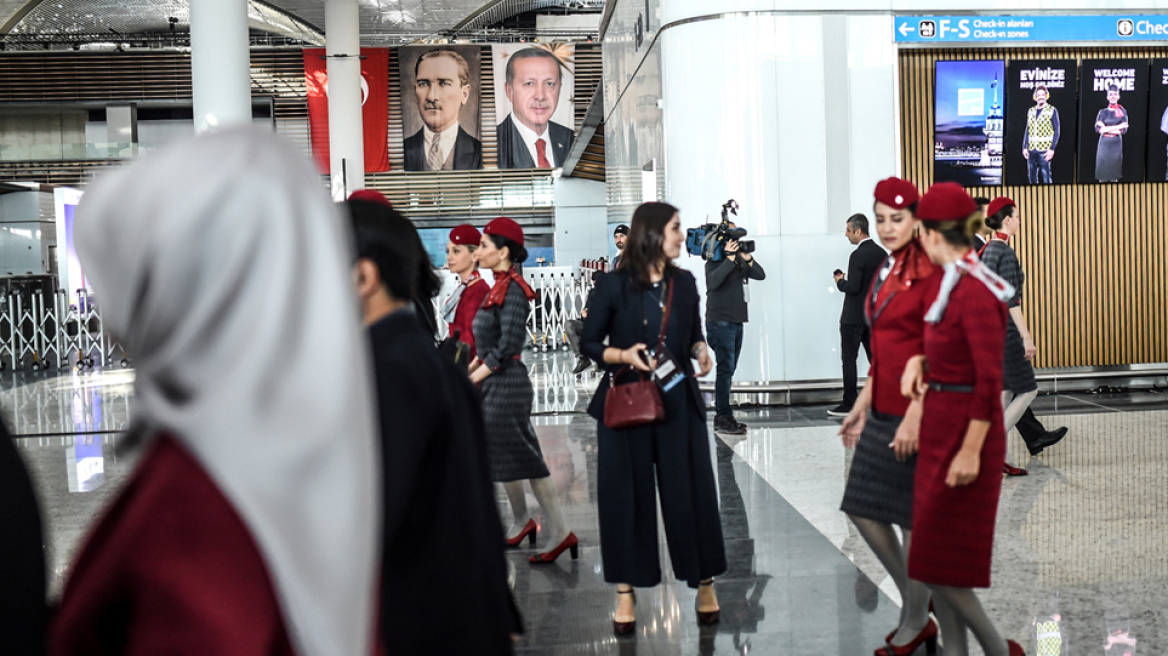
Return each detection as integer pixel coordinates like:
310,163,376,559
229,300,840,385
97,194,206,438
882,238,936,296
1110,104,1124,117
483,267,536,309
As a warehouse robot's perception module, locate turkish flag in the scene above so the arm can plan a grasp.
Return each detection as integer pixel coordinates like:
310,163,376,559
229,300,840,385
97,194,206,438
303,48,390,173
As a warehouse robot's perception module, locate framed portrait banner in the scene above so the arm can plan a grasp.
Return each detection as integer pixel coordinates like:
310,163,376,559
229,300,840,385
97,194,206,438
399,45,484,171
1146,59,1168,181
933,60,1006,186
491,44,576,169
1078,60,1148,184
1004,59,1077,185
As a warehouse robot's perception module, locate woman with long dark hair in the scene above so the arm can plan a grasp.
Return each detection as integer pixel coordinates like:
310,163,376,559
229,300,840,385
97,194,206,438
580,202,725,636
902,182,1025,656
839,177,938,656
980,197,1038,476
470,217,578,565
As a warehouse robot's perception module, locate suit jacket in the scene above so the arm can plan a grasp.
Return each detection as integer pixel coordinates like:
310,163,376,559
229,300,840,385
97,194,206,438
580,269,706,420
837,238,886,325
496,114,574,169
403,125,483,171
368,310,521,653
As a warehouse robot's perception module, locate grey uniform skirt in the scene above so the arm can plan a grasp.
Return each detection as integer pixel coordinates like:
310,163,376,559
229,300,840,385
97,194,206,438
1003,321,1038,394
481,361,550,482
840,410,916,528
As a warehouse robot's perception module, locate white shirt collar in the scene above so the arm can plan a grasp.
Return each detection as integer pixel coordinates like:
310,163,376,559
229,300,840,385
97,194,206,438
510,113,552,168
422,123,461,169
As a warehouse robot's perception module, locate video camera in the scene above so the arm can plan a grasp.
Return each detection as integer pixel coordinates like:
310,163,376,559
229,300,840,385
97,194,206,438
685,199,756,262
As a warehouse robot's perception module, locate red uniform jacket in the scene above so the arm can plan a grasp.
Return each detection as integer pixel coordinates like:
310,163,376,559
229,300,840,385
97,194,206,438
865,245,941,417
49,435,295,656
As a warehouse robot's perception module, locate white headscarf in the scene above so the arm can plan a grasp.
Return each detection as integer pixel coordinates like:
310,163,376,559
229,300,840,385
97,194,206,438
74,127,380,656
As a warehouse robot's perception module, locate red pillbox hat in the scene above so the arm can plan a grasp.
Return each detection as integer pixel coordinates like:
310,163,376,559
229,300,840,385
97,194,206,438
483,217,525,246
916,182,977,222
985,197,1015,219
873,177,919,210
449,224,482,246
347,189,392,207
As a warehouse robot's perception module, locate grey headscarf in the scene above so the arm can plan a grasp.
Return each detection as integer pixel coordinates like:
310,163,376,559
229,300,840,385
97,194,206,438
74,127,381,656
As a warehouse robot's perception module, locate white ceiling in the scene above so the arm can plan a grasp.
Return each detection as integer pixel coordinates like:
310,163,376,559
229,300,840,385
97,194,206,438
0,0,604,44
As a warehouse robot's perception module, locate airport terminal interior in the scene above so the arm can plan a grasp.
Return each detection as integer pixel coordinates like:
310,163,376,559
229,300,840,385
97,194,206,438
2,1,1168,655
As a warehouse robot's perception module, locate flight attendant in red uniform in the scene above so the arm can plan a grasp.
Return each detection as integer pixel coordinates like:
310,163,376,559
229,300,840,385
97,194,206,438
442,223,491,361
839,177,939,656
902,182,1025,656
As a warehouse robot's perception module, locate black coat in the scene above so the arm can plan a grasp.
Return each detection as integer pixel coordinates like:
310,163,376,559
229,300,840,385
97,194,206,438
369,310,520,654
837,238,887,325
403,126,483,171
581,269,706,420
0,418,47,656
496,115,574,169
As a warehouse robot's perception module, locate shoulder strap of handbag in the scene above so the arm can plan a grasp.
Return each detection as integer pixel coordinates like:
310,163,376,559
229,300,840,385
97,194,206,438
655,278,673,353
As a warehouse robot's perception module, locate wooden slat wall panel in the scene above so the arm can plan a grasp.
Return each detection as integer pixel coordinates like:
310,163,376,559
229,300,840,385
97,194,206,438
900,47,1168,368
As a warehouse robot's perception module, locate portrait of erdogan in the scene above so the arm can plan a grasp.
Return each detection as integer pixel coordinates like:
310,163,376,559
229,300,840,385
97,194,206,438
496,46,575,169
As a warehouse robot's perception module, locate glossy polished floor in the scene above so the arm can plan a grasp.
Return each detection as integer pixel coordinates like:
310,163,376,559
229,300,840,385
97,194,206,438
6,353,1168,654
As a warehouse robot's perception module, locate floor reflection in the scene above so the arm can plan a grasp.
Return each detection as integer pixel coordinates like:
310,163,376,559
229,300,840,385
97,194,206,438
5,357,1168,652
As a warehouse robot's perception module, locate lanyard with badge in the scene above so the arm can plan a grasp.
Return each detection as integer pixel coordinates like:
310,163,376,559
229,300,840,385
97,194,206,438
643,279,686,393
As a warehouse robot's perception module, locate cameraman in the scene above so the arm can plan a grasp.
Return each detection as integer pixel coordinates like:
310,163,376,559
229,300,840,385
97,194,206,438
705,229,765,435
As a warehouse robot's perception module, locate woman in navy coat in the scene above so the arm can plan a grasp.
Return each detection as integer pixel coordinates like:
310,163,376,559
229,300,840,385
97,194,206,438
581,202,726,636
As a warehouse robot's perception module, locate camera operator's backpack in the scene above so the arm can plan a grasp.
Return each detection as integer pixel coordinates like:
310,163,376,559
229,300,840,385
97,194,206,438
686,224,725,261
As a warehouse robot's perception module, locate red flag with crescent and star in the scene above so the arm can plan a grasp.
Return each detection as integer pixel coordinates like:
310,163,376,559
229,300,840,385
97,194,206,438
303,48,390,173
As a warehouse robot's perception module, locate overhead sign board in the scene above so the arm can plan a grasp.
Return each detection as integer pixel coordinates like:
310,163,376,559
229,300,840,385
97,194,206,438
895,15,1168,44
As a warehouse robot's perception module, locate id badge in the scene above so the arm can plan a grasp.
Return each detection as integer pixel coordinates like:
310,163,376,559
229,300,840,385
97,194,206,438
651,344,687,393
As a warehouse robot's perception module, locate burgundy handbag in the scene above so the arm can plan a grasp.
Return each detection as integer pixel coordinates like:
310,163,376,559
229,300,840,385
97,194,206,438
603,281,672,430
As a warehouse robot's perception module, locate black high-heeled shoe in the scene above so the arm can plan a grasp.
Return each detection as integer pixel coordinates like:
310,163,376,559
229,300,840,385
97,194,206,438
697,579,720,625
613,588,636,635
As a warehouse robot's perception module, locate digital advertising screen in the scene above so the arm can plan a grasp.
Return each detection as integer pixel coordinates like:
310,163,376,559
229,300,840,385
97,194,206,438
1146,59,1168,181
934,60,1006,186
53,187,87,308
1004,59,1077,185
1078,59,1148,184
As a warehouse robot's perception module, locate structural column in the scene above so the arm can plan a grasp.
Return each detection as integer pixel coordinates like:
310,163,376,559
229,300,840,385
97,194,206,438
325,0,365,199
189,0,253,133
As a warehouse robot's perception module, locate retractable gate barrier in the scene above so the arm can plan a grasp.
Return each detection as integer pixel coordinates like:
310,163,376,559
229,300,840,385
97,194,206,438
0,283,130,372
431,269,597,352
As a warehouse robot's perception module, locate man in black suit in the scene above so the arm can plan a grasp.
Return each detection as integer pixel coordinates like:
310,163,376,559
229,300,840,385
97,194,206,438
497,47,574,169
829,213,886,417
403,48,482,171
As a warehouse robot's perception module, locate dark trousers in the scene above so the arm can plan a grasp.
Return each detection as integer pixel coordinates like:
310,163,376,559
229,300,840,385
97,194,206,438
1027,150,1052,183
840,323,872,406
565,318,584,357
706,321,744,418
1016,407,1047,446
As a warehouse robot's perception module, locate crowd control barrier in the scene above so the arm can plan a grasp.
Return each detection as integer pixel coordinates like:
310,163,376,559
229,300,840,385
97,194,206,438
0,287,130,372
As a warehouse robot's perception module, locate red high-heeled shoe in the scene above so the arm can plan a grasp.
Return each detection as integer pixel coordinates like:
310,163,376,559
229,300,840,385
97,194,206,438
505,519,537,548
885,599,936,643
1007,639,1027,656
876,619,937,656
1003,464,1029,476
529,532,578,564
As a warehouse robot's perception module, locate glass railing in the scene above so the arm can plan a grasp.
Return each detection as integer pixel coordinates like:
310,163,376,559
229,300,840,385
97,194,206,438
0,142,139,162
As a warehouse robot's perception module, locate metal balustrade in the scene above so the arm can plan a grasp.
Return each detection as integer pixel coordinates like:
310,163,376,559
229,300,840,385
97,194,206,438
0,289,129,372
431,269,597,352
